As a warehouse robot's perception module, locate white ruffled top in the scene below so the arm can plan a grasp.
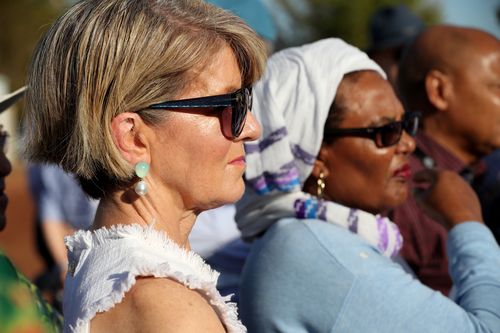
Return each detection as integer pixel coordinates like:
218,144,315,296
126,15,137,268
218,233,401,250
62,224,246,333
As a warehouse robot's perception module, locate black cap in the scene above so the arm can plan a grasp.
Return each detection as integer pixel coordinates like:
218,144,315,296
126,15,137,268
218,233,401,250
368,5,425,51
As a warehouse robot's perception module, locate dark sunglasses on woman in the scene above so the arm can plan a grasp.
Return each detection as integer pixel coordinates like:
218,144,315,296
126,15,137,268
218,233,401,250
323,112,420,148
148,86,252,139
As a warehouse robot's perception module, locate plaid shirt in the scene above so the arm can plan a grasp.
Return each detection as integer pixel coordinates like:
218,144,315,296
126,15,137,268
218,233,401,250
390,133,486,295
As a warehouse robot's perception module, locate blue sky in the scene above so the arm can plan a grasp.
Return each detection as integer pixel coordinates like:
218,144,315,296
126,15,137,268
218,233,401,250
262,0,500,41
434,0,500,38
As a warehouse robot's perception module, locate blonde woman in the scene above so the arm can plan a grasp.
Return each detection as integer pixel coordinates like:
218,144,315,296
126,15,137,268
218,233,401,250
24,0,266,332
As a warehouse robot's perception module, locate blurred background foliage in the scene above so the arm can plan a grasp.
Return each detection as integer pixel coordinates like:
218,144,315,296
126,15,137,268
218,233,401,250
0,0,440,91
0,0,65,90
273,0,440,49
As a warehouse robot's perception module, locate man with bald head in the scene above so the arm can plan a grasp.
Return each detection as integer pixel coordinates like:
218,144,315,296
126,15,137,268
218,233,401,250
392,25,500,295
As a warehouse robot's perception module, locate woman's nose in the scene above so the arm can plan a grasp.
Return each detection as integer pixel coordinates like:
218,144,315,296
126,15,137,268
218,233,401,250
237,112,261,142
396,131,416,155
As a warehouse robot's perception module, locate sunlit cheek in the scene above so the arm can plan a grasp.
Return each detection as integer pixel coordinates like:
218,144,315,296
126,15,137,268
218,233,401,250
195,123,233,158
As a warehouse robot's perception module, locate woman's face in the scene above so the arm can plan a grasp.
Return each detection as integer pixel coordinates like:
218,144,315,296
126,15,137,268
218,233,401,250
320,72,415,214
149,45,261,211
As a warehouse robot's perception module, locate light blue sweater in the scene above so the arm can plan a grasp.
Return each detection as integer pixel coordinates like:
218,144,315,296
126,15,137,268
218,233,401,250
239,218,500,332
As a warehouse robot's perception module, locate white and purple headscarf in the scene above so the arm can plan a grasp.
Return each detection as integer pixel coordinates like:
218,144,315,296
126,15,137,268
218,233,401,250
236,38,403,258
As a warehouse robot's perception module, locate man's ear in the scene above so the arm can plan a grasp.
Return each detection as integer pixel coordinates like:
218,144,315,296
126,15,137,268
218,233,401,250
425,69,453,112
111,112,150,165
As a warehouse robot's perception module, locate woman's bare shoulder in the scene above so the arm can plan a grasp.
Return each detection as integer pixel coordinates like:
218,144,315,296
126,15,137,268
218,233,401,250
91,277,226,333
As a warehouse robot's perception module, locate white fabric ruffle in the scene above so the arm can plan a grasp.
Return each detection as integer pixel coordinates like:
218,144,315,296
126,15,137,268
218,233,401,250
63,223,245,333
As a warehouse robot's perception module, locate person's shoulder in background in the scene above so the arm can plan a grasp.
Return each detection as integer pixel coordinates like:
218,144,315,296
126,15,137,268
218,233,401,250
0,250,63,333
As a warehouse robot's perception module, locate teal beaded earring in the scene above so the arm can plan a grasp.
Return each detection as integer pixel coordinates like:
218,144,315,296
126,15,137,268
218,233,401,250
134,161,150,196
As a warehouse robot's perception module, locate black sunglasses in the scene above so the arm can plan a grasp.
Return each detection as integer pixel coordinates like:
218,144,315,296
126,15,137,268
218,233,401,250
323,112,420,148
148,86,252,139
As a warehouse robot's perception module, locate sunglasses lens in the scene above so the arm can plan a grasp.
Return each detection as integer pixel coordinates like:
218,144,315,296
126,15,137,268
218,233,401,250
378,122,403,148
221,107,234,139
230,88,251,138
404,113,419,136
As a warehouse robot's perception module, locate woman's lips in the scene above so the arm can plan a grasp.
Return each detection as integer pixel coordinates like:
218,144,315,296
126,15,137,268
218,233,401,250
393,163,412,180
229,156,246,166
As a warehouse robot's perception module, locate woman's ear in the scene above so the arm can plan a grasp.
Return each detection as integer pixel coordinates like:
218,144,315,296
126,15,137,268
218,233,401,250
310,144,330,179
425,69,453,112
302,145,330,196
111,112,150,164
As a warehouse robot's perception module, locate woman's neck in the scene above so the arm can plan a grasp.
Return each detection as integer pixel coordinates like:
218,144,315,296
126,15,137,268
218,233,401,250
93,188,197,250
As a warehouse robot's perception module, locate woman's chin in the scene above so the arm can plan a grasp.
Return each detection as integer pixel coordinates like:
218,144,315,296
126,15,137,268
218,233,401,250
361,190,409,215
384,187,410,211
194,188,244,213
221,191,245,207
225,180,246,202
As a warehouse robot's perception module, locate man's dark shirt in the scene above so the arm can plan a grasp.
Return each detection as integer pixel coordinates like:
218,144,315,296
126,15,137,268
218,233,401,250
476,149,500,243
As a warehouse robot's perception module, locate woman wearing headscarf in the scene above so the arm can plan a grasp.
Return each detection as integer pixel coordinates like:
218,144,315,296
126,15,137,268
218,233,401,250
237,38,500,332
23,0,266,332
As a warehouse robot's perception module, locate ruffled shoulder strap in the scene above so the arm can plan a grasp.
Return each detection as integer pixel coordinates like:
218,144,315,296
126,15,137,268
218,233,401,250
64,224,246,333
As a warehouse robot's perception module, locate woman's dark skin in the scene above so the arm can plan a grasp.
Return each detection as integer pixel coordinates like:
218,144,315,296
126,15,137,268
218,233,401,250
0,131,12,231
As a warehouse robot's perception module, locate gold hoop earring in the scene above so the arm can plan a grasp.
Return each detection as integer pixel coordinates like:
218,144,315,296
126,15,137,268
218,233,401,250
317,172,326,199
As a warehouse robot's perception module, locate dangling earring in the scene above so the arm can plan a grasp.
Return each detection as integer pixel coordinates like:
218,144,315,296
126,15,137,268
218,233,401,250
317,171,326,199
134,161,150,196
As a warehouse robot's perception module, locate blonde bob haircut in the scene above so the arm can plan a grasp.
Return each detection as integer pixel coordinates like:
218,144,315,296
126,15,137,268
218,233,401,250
24,0,267,198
